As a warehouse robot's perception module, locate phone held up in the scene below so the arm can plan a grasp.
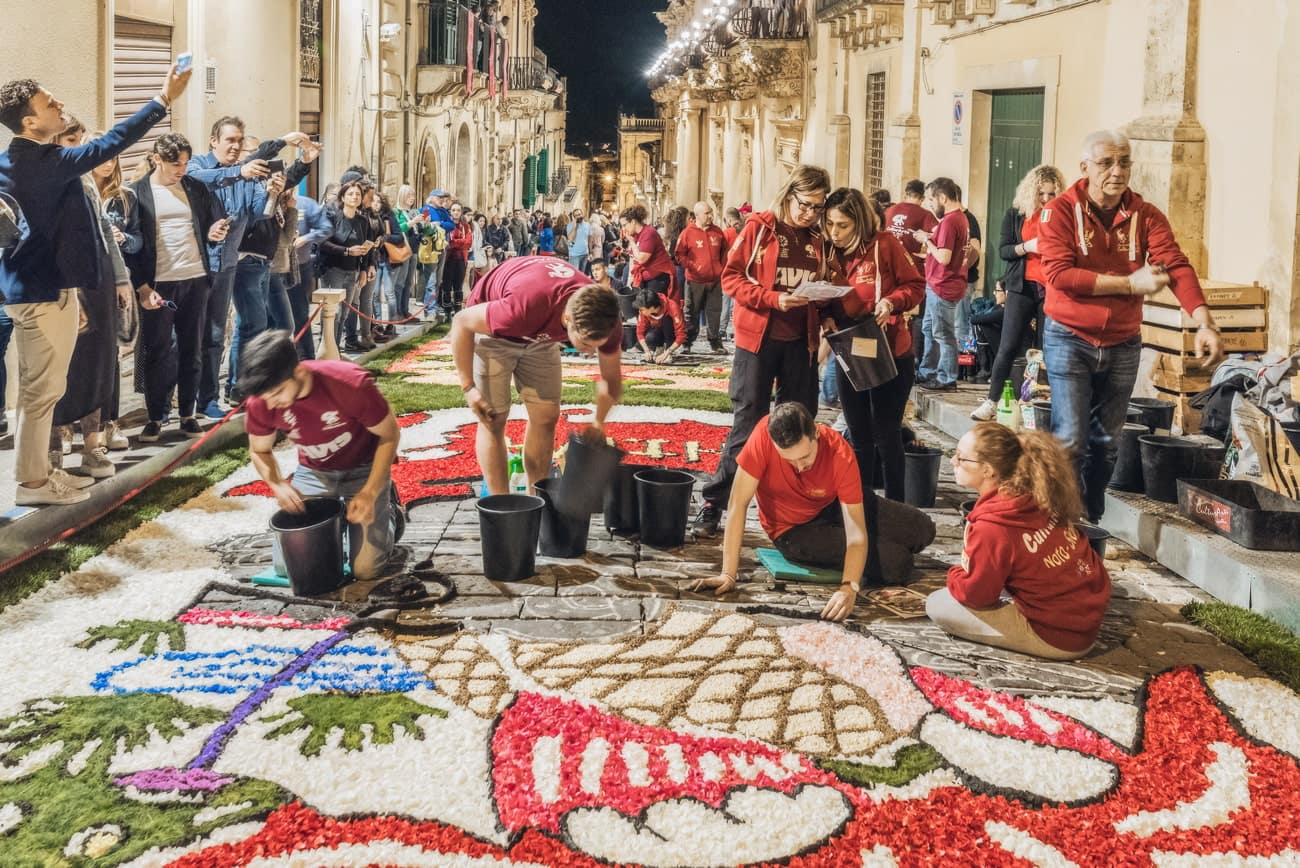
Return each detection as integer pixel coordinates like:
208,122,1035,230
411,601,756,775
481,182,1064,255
174,52,193,74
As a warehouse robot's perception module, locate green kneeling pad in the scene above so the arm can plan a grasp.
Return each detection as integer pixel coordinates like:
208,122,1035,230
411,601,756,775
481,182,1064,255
755,548,842,584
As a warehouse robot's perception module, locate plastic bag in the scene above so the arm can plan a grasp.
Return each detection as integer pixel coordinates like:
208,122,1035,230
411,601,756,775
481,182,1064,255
1224,393,1300,498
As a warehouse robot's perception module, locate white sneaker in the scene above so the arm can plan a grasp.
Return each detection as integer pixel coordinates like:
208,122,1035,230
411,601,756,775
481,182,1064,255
58,425,74,455
970,399,997,422
103,421,130,451
15,475,90,506
81,446,116,479
50,467,96,490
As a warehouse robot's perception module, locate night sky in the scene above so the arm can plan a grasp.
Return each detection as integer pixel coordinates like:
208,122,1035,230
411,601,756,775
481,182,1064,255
532,0,664,154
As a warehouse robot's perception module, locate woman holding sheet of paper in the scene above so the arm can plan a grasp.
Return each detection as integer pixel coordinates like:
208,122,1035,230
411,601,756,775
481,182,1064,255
823,187,926,502
693,164,832,538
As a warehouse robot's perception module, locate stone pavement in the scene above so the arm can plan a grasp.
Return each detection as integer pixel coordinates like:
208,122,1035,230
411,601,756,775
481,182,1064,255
207,411,1265,706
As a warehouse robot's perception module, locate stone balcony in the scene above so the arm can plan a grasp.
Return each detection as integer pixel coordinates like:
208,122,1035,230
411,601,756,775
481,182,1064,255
815,0,905,48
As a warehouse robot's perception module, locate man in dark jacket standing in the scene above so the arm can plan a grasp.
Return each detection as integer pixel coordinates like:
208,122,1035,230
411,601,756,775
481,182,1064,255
0,66,189,506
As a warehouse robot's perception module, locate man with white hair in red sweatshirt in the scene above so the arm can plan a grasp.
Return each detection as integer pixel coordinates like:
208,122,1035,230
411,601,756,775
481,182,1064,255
1038,129,1221,522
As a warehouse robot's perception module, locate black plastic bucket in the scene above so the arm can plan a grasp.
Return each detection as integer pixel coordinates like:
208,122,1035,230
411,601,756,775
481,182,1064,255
1032,400,1053,432
621,322,637,350
635,469,695,548
1079,521,1110,559
1138,435,1226,503
553,433,625,518
476,494,545,580
535,478,590,558
1126,407,1144,426
959,499,977,521
903,445,943,508
617,288,638,321
1109,422,1151,492
270,497,348,596
1129,398,1175,434
1009,357,1027,392
603,463,641,535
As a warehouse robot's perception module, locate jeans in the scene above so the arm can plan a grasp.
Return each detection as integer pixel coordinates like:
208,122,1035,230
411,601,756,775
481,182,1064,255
986,289,1044,401
389,258,415,322
344,270,375,346
721,292,734,338
702,337,818,509
955,280,978,346
684,280,723,345
568,254,588,274
199,268,237,408
837,354,915,503
277,271,315,359
372,263,398,322
272,465,396,582
918,288,959,385
0,303,13,410
1042,317,1141,521
228,257,292,391
820,357,840,407
141,277,211,421
642,318,677,351
320,267,361,346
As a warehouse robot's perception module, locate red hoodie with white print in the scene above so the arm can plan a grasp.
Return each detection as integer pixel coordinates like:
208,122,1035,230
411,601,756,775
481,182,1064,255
947,490,1111,653
721,210,826,356
1038,176,1207,346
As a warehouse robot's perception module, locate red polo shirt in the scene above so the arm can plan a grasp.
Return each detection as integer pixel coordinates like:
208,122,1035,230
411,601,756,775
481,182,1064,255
737,419,863,540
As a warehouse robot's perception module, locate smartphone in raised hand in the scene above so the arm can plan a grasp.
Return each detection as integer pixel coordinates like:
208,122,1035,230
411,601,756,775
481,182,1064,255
175,52,193,74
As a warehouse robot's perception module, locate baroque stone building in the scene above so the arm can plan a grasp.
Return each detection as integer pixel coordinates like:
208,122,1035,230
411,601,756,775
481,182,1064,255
649,0,1300,352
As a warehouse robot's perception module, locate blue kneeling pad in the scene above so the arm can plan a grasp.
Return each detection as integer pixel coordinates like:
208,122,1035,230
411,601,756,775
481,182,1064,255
755,548,842,584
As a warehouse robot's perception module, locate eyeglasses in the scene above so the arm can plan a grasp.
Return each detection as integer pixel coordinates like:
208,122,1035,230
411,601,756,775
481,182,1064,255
792,193,825,214
1089,157,1133,172
952,452,982,465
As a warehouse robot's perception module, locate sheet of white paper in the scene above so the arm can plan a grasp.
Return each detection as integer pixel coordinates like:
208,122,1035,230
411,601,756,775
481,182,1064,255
792,281,853,300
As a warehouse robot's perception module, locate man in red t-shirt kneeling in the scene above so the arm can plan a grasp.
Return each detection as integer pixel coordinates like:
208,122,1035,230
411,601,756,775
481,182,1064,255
242,331,402,582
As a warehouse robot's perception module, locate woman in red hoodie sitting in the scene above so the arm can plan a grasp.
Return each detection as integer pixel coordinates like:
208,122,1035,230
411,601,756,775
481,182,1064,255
927,423,1111,660
823,187,926,503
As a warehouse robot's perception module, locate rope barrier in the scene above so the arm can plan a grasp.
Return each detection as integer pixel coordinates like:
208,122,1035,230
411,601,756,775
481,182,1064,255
0,304,326,577
340,301,425,328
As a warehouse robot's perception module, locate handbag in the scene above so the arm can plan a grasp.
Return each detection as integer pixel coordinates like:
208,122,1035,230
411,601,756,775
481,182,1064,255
825,242,897,391
385,237,413,264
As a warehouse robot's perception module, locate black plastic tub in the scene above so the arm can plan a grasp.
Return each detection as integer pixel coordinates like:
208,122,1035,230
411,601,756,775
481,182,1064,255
635,469,695,548
552,434,624,518
1032,400,1052,433
903,445,942,508
535,478,590,558
959,499,977,521
1078,521,1110,559
1177,478,1300,551
477,494,545,580
603,463,641,536
1109,422,1152,492
270,497,348,596
1138,435,1226,503
1129,398,1175,434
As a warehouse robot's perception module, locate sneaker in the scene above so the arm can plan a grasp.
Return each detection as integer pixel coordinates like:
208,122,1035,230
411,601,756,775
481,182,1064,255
710,343,725,354
227,384,246,405
179,417,203,437
81,446,116,479
103,420,130,450
58,425,73,455
970,399,997,421
202,401,226,420
50,468,95,490
919,380,957,392
343,341,366,353
693,503,722,538
15,475,90,506
138,421,163,443
48,449,63,472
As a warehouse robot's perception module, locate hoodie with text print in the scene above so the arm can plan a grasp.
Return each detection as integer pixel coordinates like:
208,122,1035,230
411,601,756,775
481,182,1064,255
948,490,1111,653
721,210,826,356
1038,176,1207,346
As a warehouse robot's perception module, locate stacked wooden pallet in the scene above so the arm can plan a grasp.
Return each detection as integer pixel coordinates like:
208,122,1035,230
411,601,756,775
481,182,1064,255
1141,280,1269,433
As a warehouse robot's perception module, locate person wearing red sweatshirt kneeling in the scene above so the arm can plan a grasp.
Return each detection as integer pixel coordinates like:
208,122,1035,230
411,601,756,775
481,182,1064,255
633,287,688,364
927,423,1111,660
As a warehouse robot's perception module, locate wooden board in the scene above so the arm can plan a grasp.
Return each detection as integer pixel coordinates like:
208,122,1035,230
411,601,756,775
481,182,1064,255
1141,323,1268,354
1143,303,1267,330
1144,349,1235,376
1151,366,1213,395
1148,280,1268,309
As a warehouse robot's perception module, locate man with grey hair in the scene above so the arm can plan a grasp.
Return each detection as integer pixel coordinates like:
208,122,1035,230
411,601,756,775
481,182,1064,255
1038,129,1221,522
674,200,728,351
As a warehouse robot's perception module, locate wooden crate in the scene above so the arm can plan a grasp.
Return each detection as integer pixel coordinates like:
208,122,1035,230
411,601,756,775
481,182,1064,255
1148,280,1268,309
1141,323,1269,354
1143,303,1266,330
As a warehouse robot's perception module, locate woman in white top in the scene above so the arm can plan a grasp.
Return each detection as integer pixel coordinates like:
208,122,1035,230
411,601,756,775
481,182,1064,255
125,133,229,441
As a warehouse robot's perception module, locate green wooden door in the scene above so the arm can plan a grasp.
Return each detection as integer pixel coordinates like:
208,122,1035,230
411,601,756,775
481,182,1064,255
984,89,1044,297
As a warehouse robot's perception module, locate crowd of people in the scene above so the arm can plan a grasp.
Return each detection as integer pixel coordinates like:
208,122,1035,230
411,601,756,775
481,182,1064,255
0,58,1222,661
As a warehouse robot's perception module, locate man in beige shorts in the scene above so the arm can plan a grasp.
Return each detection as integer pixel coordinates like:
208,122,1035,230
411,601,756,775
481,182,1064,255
450,256,623,494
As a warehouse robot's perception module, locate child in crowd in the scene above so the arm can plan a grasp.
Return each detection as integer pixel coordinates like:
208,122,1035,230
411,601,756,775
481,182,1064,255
927,423,1111,660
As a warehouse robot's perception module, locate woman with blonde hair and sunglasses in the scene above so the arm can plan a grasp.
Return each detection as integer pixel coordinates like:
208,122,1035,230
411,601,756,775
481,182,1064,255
693,164,831,538
928,423,1110,659
972,163,1066,420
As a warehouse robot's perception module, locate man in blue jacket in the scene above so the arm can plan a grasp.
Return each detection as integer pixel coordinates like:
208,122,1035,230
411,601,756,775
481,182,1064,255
186,117,310,417
421,189,456,317
0,66,190,506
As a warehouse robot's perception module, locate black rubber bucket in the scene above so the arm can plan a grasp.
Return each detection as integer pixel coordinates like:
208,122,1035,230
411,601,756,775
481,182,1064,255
535,478,590,558
1032,399,1053,432
1126,407,1144,426
476,494,545,580
621,322,638,350
617,288,638,321
1129,398,1175,434
270,497,348,596
603,463,641,535
1009,357,1027,392
1079,521,1110,559
903,445,943,508
1109,422,1151,492
635,469,695,548
1138,435,1227,503
959,499,977,521
553,433,625,518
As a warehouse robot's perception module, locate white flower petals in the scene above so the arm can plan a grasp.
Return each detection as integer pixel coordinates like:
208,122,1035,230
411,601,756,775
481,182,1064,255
1114,743,1251,838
